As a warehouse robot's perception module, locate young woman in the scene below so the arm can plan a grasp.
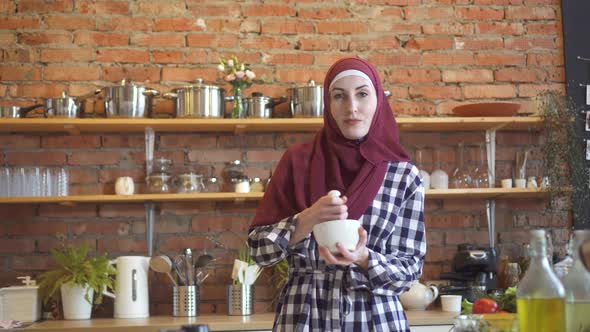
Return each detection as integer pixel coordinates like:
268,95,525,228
248,57,426,332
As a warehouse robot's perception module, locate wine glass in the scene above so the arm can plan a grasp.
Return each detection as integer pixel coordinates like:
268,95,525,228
450,143,472,188
472,143,490,188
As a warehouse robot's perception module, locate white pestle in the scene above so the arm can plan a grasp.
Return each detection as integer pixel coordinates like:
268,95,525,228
149,255,177,286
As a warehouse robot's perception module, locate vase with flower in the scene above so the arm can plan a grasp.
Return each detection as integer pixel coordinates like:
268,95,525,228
218,56,256,118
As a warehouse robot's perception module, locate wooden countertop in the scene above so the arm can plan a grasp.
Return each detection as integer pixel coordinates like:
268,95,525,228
26,310,457,331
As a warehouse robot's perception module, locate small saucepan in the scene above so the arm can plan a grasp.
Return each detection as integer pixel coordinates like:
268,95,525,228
0,104,43,118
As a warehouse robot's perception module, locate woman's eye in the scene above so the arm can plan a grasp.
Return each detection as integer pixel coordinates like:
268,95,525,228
358,91,368,98
332,93,343,100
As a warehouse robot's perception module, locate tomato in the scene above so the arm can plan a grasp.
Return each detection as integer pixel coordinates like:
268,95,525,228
472,298,499,314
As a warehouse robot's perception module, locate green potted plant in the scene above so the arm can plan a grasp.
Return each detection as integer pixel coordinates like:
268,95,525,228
537,90,590,227
38,243,116,320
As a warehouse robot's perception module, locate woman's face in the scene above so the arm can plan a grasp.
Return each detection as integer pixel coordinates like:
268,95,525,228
329,75,378,140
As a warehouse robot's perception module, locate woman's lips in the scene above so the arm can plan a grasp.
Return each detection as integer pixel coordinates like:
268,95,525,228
344,119,362,125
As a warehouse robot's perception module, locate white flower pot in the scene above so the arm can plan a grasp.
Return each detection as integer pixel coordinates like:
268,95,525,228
60,283,93,320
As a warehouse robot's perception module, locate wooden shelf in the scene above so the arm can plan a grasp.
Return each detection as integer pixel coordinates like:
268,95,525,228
0,116,542,134
0,188,548,204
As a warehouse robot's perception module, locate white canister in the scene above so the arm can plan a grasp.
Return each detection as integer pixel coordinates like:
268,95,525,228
115,177,135,195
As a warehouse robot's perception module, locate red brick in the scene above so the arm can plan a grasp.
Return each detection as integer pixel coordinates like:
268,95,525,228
455,7,504,20
97,17,152,32
317,21,368,34
101,66,161,83
98,238,147,254
455,37,503,50
518,83,564,97
261,20,315,35
19,0,74,13
349,36,402,51
0,1,15,13
404,7,454,20
474,0,522,3
0,221,67,236
389,69,441,84
475,53,526,66
40,48,94,62
423,22,474,35
38,204,98,218
44,65,100,81
425,246,456,263
243,4,295,17
0,32,15,46
101,135,144,148
187,3,241,16
495,68,547,83
98,168,145,186
77,0,129,14
0,65,41,81
526,22,560,35
132,34,185,47
68,168,98,185
0,16,40,29
275,133,315,148
217,134,276,149
299,7,351,19
505,6,555,20
73,32,128,46
504,37,555,50
44,16,95,30
403,37,453,50
41,135,100,149
476,22,525,35
241,36,291,50
70,221,131,236
12,256,55,271
158,235,213,251
392,102,436,116
159,134,216,149
370,22,421,34
297,37,348,51
187,150,242,163
152,50,185,64
99,204,145,218
422,52,475,65
161,67,217,83
96,49,149,63
442,69,493,83
263,53,314,65
527,53,564,66
245,150,283,163
136,0,187,16
0,239,35,253
17,82,67,99
153,18,204,32
187,34,239,48
5,151,66,166
239,19,261,33
409,86,462,100
463,85,517,99
366,53,417,67
18,32,71,46
0,135,40,148
546,67,564,82
275,68,325,84
68,151,120,166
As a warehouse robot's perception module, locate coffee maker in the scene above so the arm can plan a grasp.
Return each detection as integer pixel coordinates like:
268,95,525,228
439,244,497,302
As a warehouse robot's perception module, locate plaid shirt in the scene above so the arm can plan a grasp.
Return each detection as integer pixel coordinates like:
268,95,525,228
249,162,426,332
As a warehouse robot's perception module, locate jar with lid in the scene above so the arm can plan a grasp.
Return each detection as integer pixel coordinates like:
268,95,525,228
222,160,244,191
146,173,171,193
174,173,205,193
203,177,219,192
233,176,250,193
250,177,264,192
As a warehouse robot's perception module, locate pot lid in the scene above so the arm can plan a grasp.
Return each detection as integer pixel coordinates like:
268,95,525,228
177,78,222,91
288,79,323,90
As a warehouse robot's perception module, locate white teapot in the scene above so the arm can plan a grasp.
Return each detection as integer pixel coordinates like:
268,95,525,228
400,281,439,310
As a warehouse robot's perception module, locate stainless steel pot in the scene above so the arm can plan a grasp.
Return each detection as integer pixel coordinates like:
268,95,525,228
244,95,271,118
288,80,323,118
0,104,43,118
164,79,225,118
100,80,159,118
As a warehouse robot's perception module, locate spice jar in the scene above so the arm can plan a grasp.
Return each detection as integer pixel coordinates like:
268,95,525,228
250,177,264,192
146,173,171,193
234,176,250,193
222,160,244,192
175,173,204,193
203,177,219,192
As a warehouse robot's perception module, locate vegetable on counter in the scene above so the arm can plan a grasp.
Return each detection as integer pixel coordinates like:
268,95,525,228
473,298,499,314
460,286,518,314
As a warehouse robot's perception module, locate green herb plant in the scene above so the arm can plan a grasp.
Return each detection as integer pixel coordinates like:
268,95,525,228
38,243,116,306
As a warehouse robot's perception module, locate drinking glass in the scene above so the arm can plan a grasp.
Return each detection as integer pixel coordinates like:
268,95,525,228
472,143,490,188
415,148,431,190
0,167,9,197
430,149,448,189
450,143,472,188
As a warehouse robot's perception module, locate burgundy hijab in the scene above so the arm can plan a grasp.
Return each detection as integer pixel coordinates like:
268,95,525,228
251,57,410,227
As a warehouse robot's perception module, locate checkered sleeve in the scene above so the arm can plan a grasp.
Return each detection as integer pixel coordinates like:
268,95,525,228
350,165,426,297
248,216,300,267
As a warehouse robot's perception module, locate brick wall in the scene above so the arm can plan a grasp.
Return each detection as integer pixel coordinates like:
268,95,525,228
0,0,568,316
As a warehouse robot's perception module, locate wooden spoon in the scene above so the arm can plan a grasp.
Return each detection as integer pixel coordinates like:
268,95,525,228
580,239,590,272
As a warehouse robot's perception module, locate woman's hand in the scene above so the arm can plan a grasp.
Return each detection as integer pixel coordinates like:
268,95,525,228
288,190,348,245
318,226,370,270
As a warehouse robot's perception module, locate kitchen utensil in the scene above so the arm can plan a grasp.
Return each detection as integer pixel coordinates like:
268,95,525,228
184,248,194,286
288,80,323,117
312,219,361,254
400,281,439,310
243,93,272,118
145,127,154,176
146,173,171,193
226,284,253,316
145,203,155,257
174,173,205,193
100,79,159,118
102,256,150,318
580,239,590,271
452,102,521,117
149,255,177,286
0,104,42,118
163,79,226,118
173,255,187,285
194,253,214,269
0,276,41,323
173,285,198,317
151,157,171,173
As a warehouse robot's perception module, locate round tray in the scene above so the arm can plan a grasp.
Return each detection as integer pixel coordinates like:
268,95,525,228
452,103,521,117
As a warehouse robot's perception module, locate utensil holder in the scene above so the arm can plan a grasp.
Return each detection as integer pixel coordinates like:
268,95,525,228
226,284,253,316
173,285,199,317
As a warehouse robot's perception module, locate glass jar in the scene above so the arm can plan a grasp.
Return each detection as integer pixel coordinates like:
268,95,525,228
222,160,244,192
152,157,172,173
430,149,449,189
175,173,204,193
233,176,250,193
203,177,219,192
561,230,590,332
250,177,264,192
146,173,171,193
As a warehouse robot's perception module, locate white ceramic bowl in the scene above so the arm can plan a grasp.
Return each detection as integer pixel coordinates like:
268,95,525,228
312,219,361,254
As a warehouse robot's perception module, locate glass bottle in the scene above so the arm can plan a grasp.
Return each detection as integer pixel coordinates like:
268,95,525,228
430,149,448,189
562,230,590,332
415,148,430,190
472,143,490,188
232,87,245,118
450,142,472,188
516,229,565,332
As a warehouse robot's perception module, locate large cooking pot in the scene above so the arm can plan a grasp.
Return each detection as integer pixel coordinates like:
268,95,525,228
288,80,323,118
99,80,159,118
164,79,225,118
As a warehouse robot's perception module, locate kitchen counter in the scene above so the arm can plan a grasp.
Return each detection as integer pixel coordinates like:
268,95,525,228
25,311,457,331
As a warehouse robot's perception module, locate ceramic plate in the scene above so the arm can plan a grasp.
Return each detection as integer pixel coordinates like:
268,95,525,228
452,102,521,117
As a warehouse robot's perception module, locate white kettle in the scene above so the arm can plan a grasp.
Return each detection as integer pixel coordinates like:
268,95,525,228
400,281,439,311
103,256,150,318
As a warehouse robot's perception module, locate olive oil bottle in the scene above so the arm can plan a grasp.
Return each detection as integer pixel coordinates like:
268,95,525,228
562,230,590,332
516,230,565,332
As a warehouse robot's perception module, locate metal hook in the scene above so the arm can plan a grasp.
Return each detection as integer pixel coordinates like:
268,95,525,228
577,56,590,62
